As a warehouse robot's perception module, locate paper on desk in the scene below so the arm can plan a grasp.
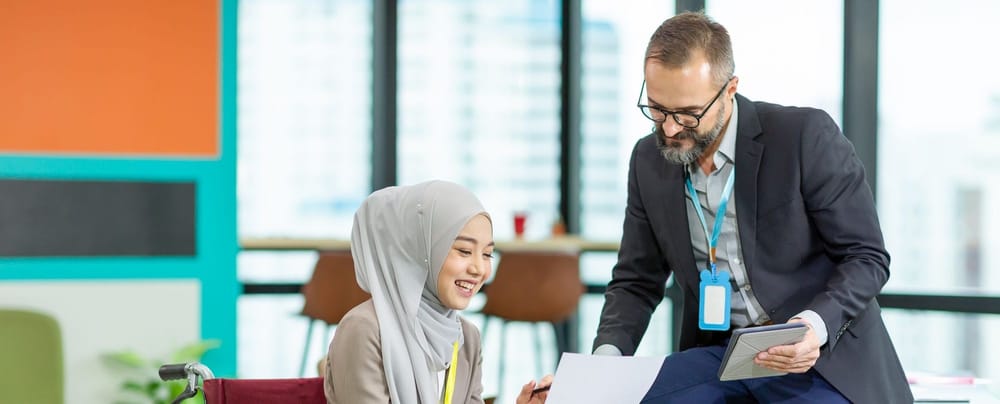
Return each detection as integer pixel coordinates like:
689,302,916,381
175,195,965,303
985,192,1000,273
911,384,1000,403
546,353,666,404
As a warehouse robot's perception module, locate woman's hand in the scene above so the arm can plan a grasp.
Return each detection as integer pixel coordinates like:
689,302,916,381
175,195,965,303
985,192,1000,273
515,374,554,404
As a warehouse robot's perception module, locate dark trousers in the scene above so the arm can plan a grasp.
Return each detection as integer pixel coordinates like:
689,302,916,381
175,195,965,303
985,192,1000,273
640,344,850,403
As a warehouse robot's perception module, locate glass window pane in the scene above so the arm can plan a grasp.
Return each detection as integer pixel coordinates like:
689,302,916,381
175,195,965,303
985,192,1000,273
238,294,311,378
397,0,561,241
706,0,843,125
237,0,372,379
578,293,674,357
880,0,1000,387
238,0,371,239
879,0,1000,295
237,251,323,378
580,1,674,242
577,3,677,378
238,251,318,284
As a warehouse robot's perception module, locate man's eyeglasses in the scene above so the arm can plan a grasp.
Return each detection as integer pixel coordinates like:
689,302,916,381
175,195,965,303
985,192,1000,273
637,78,732,129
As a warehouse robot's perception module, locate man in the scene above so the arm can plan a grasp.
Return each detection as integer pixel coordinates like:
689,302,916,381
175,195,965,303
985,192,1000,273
593,12,912,403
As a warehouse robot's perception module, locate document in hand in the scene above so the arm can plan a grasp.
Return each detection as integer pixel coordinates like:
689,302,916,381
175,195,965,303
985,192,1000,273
718,322,809,381
545,353,666,404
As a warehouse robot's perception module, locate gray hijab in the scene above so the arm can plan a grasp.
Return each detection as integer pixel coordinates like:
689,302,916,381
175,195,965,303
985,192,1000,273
351,180,490,404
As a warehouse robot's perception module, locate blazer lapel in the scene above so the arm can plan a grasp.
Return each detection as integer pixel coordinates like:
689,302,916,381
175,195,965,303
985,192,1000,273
733,94,764,275
452,342,473,403
656,155,699,288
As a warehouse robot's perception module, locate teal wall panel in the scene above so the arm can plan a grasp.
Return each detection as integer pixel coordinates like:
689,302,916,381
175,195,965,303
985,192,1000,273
0,0,239,377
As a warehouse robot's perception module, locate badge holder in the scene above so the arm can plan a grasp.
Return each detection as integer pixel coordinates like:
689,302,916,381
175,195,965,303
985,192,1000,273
698,267,731,331
687,171,736,332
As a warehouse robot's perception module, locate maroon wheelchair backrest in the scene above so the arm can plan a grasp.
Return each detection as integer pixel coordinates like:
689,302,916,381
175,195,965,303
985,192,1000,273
203,377,325,404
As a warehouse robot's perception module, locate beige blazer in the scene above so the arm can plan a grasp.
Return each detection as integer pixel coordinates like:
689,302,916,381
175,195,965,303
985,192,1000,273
324,299,484,404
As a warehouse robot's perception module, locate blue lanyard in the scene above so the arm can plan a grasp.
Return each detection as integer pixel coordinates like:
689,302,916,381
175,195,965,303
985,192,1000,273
684,167,736,278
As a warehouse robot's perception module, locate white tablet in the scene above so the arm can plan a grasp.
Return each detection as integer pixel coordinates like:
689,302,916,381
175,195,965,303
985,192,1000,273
718,323,809,381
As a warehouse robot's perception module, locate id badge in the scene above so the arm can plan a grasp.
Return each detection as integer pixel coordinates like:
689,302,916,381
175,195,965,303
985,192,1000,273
698,269,731,331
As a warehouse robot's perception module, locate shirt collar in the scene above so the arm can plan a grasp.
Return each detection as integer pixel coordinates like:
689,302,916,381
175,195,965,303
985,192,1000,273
716,96,738,167
688,95,739,176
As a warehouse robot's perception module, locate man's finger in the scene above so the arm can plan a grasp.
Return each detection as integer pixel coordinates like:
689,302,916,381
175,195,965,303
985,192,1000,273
758,349,800,363
765,344,798,357
756,355,817,368
757,360,813,373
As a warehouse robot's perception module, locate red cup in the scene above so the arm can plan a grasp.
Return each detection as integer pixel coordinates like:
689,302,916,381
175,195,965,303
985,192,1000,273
513,212,528,239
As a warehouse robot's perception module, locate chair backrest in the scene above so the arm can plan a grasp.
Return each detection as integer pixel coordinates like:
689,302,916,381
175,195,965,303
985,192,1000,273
203,377,325,404
480,250,583,322
300,251,370,325
0,309,64,404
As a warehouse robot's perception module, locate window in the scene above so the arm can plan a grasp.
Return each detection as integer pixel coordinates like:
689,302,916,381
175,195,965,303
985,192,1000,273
706,0,843,125
879,0,1000,295
237,0,372,378
397,0,562,242
578,0,676,359
397,1,562,398
238,0,371,240
579,1,674,242
879,0,1000,384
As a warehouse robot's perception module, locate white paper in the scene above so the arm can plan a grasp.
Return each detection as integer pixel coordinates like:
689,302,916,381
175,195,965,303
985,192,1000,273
703,285,727,324
545,353,666,404
910,383,1000,403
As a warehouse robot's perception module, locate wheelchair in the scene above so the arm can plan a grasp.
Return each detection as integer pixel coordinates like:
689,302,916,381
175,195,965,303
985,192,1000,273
159,362,325,404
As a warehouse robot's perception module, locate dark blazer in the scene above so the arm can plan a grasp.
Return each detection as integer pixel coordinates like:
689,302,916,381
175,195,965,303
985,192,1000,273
325,300,484,404
594,94,912,403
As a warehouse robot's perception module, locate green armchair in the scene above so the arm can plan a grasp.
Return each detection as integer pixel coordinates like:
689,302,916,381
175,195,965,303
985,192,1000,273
0,308,64,404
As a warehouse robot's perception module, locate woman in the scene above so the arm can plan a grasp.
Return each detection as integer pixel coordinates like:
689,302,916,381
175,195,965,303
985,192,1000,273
324,180,552,404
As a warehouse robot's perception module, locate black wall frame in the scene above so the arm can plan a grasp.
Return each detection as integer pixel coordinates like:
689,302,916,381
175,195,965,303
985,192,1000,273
560,0,583,234
371,0,398,191
844,0,879,195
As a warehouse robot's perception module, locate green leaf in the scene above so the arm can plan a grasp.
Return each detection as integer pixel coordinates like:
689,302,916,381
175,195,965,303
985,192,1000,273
168,381,187,397
103,351,147,368
121,380,145,393
170,339,221,362
146,380,161,395
191,388,207,404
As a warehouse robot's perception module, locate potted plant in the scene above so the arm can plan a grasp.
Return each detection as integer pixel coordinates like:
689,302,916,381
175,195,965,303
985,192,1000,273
103,340,220,404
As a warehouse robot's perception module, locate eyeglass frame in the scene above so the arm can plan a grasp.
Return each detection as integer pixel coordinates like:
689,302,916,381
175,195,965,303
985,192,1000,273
636,77,733,129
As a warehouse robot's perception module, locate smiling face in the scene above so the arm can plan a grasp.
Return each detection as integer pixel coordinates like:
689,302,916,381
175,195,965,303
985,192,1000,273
436,214,494,310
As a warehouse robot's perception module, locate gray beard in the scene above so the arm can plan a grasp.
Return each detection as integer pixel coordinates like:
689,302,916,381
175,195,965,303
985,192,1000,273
655,102,727,165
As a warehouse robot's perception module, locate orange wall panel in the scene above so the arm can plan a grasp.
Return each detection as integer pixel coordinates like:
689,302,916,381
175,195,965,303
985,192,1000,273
0,0,218,157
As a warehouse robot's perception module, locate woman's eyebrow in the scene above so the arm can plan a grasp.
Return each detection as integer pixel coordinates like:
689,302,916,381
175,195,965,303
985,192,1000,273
454,235,495,247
